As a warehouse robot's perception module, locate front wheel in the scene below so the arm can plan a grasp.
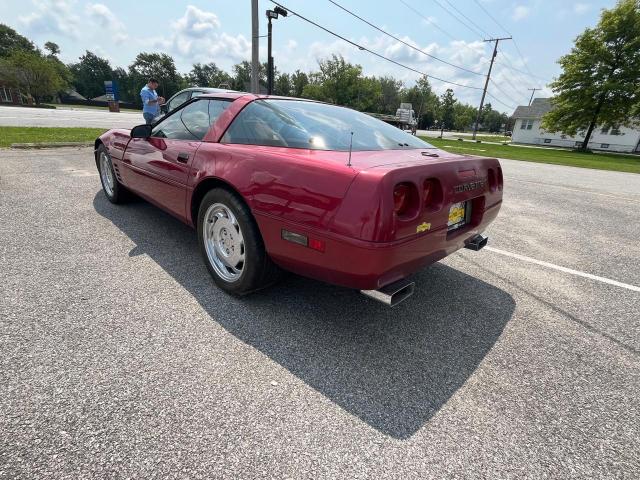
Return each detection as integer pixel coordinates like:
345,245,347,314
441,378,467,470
197,189,280,295
96,144,128,204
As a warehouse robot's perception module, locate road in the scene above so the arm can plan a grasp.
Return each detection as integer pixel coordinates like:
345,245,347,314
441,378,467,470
1,147,638,479
0,105,141,129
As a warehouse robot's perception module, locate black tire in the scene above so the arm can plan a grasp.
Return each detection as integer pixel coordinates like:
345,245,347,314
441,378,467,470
96,144,129,204
197,188,280,295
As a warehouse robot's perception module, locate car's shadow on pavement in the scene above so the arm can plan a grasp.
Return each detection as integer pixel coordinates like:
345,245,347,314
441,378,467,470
94,192,515,439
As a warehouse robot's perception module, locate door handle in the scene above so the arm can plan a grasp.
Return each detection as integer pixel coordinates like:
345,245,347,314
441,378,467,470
177,152,190,163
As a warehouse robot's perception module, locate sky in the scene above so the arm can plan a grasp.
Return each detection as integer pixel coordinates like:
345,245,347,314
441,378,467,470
2,0,616,113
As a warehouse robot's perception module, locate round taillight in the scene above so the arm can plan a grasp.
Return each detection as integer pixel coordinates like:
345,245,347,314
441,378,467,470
394,183,410,215
423,179,434,206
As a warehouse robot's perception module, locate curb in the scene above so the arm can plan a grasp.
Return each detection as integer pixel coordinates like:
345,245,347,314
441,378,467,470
10,142,94,149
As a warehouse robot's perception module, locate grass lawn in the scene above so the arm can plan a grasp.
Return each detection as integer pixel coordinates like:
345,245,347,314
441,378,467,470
422,136,640,174
435,134,512,143
0,127,107,148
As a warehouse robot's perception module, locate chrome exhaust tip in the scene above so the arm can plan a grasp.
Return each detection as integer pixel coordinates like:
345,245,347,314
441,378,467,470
464,234,488,251
361,279,415,307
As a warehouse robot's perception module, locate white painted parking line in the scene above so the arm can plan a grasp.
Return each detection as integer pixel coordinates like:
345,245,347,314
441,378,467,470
486,246,640,293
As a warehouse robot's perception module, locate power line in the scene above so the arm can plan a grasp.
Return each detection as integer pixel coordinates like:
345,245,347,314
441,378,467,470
397,0,463,44
470,0,550,83
396,0,535,109
485,91,516,110
442,0,493,38
489,78,522,107
472,0,512,36
268,0,484,90
430,0,485,39
327,0,484,76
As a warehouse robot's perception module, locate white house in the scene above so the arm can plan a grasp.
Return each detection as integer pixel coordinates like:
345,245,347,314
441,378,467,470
511,98,640,153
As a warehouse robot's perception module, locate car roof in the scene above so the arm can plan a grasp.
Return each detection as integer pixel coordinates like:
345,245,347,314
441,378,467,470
183,87,233,92
195,92,322,103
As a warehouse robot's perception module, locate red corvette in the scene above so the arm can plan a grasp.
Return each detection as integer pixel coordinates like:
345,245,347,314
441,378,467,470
95,92,502,305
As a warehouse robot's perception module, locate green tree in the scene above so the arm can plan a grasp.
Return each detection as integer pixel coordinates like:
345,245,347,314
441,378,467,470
230,60,267,91
274,72,292,96
188,62,231,88
379,76,403,114
0,50,64,104
452,103,476,131
439,88,457,130
44,41,60,56
69,51,113,99
401,75,437,127
480,103,508,132
128,52,184,101
0,24,36,57
302,55,381,111
291,70,309,97
541,0,640,149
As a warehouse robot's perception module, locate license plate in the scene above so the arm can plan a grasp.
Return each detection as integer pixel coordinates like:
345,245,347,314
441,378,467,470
447,201,468,231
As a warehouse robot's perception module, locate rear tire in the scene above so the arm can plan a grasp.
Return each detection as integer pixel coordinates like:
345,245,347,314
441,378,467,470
197,188,280,295
96,144,129,204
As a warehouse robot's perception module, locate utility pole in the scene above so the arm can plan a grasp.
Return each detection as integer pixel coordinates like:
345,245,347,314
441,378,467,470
527,87,540,106
251,0,259,94
472,36,512,140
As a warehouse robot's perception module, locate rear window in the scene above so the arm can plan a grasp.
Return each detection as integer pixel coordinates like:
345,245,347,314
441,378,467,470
221,99,434,151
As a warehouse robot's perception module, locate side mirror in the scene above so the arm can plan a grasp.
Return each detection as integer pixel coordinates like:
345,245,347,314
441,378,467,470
131,124,152,139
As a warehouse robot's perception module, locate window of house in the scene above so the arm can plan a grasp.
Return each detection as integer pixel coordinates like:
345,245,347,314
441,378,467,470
575,141,583,147
520,119,534,130
543,139,552,144
610,128,621,135
0,87,11,103
600,127,609,135
600,143,609,148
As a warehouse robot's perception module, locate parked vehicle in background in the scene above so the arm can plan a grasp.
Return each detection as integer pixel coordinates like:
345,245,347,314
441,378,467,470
367,102,418,134
161,87,235,115
94,93,502,306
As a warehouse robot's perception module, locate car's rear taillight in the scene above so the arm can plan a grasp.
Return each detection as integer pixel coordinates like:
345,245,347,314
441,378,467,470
423,178,443,212
423,179,434,206
393,183,411,215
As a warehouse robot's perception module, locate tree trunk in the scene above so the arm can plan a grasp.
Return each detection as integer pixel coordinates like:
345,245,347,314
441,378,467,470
580,93,606,150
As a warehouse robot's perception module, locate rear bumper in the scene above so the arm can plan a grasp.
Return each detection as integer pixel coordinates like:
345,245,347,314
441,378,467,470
255,200,501,290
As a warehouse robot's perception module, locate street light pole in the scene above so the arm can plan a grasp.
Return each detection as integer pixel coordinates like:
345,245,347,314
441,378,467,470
266,7,287,96
251,0,259,94
267,15,273,95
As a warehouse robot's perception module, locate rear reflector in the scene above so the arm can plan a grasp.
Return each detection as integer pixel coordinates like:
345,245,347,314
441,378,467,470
308,238,325,252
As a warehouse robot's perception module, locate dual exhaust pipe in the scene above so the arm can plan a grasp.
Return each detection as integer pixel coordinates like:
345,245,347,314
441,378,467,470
361,234,488,307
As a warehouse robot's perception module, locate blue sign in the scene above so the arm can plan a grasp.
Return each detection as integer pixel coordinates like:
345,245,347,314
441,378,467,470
104,80,119,102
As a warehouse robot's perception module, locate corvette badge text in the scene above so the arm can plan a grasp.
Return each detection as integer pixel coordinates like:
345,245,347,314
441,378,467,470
454,179,487,193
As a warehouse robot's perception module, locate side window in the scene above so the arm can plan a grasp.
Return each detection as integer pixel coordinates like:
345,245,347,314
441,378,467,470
221,101,288,147
151,107,197,140
208,99,231,125
180,100,211,140
167,91,190,111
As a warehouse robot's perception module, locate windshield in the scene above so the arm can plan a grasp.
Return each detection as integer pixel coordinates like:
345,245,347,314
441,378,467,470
221,99,435,151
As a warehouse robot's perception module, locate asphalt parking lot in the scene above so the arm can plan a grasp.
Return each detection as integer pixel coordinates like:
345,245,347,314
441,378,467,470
1,147,639,479
0,106,141,129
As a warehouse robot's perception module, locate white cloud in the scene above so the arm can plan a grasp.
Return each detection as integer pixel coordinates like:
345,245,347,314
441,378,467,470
19,0,80,38
172,5,220,39
148,5,250,67
573,3,591,14
512,5,531,21
86,3,128,45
